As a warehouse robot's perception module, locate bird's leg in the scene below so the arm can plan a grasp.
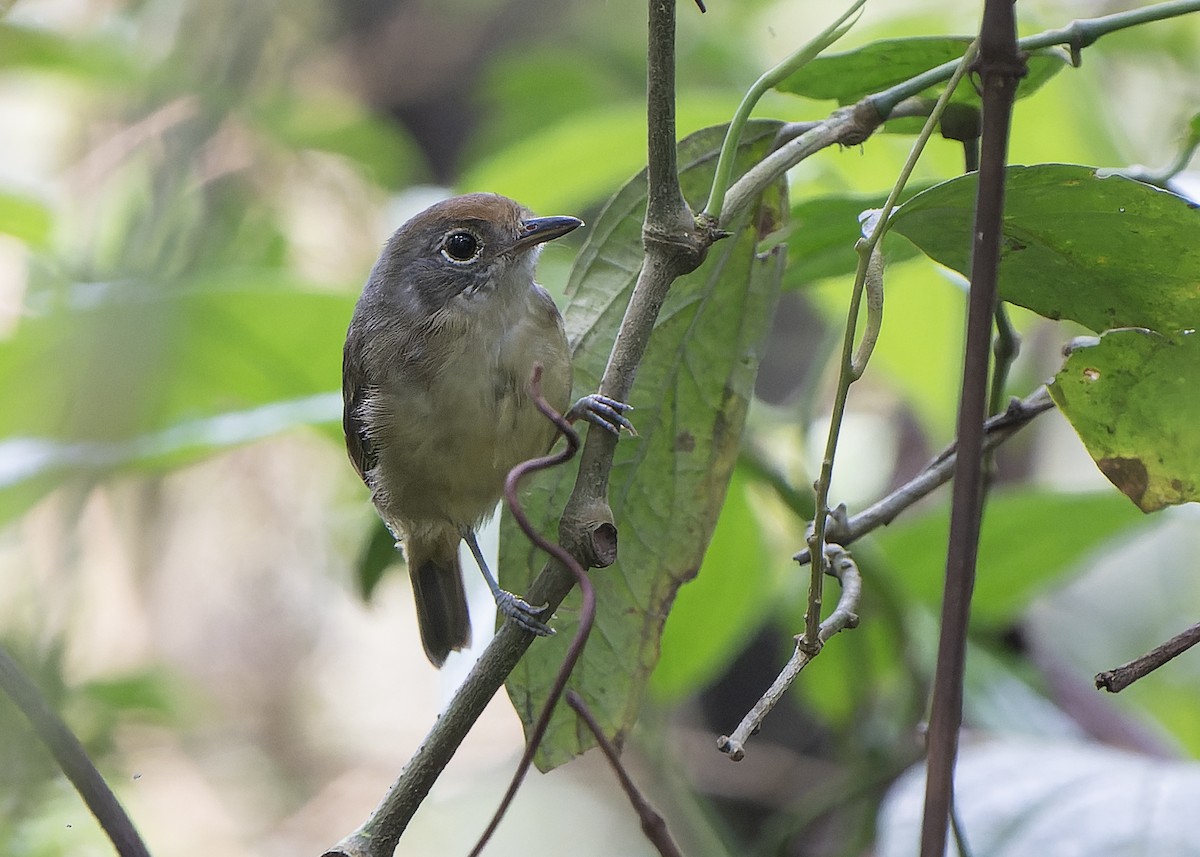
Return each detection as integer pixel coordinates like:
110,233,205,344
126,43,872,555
566,394,636,436
461,527,554,637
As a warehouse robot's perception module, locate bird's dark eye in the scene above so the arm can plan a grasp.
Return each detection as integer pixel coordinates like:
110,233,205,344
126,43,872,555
441,230,481,263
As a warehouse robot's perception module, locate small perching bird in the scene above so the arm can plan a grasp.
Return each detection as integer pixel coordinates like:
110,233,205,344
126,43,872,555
342,193,632,666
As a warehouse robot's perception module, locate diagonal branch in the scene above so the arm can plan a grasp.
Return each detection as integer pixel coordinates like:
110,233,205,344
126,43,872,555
793,387,1054,567
719,0,1200,230
1096,621,1200,694
0,644,152,857
717,545,862,760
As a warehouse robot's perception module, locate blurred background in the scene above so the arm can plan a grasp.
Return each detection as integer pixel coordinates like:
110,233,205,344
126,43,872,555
1,0,1199,855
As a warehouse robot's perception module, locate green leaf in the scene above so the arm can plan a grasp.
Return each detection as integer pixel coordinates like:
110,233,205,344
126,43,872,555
0,22,140,82
0,190,53,248
500,120,787,770
650,468,772,700
871,490,1147,626
890,164,1200,334
80,671,182,720
781,186,930,286
776,36,1068,122
251,97,425,188
0,280,349,440
1049,329,1200,512
879,740,1200,857
459,96,745,215
0,280,349,525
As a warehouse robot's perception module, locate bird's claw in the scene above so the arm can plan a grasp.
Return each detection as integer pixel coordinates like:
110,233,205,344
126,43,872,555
567,393,637,436
496,590,555,637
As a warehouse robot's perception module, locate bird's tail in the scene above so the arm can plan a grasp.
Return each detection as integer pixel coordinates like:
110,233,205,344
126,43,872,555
406,531,472,667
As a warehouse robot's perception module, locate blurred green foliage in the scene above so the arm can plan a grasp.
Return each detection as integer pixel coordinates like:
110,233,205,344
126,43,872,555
2,0,1200,854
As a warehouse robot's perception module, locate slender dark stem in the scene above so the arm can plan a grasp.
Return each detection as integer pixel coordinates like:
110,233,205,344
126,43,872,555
919,3,1024,856
0,644,152,857
468,368,595,857
1096,621,1200,693
566,692,684,857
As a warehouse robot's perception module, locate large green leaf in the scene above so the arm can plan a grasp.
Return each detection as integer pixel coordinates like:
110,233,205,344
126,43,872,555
890,164,1200,334
0,22,140,82
649,467,773,701
500,120,787,770
780,185,931,286
459,95,744,215
0,280,349,524
1050,329,1200,512
777,36,1069,125
871,490,1147,626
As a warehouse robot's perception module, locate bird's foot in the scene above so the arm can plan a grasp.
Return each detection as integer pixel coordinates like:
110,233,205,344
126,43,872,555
495,590,555,637
567,394,636,436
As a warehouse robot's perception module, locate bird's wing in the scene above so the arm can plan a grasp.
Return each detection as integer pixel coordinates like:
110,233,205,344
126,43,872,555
342,325,376,483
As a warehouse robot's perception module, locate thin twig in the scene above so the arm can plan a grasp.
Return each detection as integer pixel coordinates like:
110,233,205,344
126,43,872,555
717,545,862,760
468,367,596,857
0,644,152,857
803,42,978,650
1096,621,1200,694
793,388,1053,567
919,3,1025,854
703,0,865,222
566,691,684,857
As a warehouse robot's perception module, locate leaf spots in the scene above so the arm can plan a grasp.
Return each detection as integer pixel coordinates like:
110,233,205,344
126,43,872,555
1097,456,1149,508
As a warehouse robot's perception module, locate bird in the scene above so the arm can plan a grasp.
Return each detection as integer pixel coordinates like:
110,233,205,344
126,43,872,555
342,193,632,667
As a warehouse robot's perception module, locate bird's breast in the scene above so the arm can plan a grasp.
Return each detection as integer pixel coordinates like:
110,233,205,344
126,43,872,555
370,287,572,528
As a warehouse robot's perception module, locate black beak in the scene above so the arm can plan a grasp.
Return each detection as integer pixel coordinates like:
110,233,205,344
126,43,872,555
512,215,584,251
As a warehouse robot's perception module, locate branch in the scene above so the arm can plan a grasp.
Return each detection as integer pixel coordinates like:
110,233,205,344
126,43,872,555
703,0,865,222
920,3,1024,854
793,387,1053,567
0,644,152,857
1095,621,1200,694
868,0,1200,115
566,692,684,857
719,0,1200,229
717,545,862,761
